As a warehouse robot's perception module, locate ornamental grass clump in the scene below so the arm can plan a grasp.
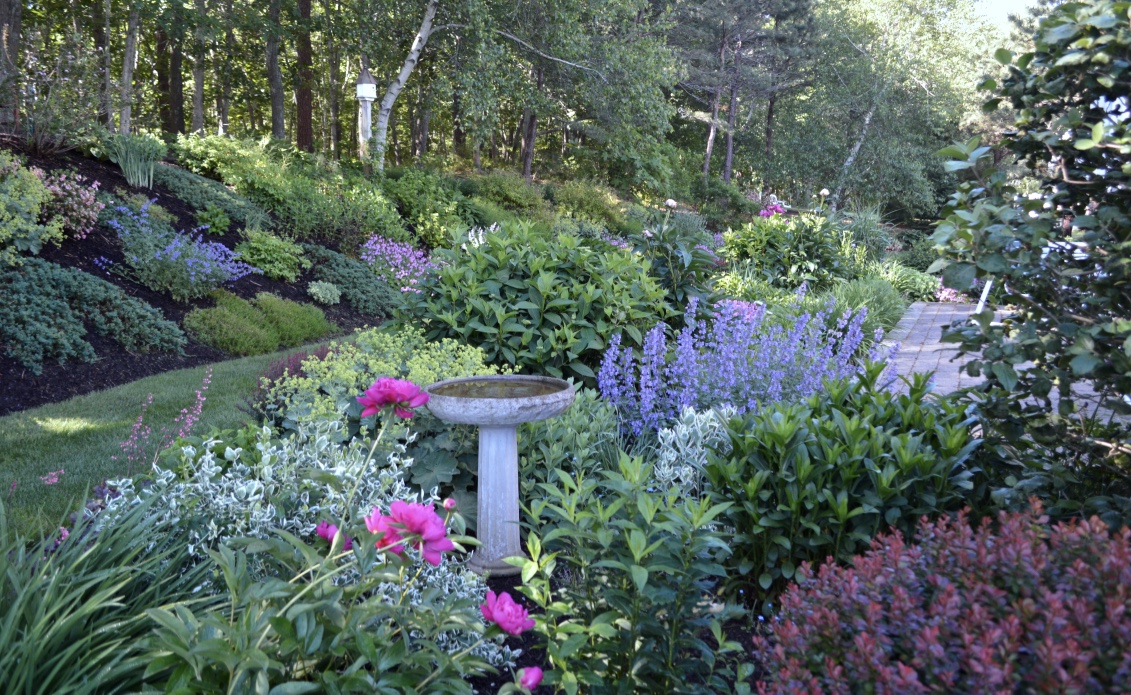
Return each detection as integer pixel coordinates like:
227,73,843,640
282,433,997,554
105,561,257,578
755,504,1131,693
598,296,869,435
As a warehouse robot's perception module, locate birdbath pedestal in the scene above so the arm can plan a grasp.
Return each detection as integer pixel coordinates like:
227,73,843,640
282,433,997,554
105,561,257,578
425,375,575,576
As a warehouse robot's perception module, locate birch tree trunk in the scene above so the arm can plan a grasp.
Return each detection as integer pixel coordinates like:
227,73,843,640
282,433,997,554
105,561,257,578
118,4,140,134
267,0,285,139
831,78,891,210
372,0,437,171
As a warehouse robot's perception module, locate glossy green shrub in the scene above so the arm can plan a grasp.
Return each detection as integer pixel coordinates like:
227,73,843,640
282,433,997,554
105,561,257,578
870,259,938,301
234,229,310,282
895,234,940,272
382,169,464,247
723,213,864,290
0,150,64,265
518,387,619,502
517,452,750,693
153,163,272,228
184,290,335,356
0,258,185,374
396,221,673,385
627,208,718,304
704,362,980,599
472,171,548,217
304,244,399,316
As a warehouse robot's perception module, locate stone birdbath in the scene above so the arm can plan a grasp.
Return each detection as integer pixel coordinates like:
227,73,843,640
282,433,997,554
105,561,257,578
425,375,575,576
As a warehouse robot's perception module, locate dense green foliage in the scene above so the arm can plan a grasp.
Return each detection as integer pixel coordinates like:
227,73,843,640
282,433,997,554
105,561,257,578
381,169,465,247
153,163,272,229
193,203,230,235
933,0,1131,527
184,290,336,356
304,244,400,316
0,150,64,265
0,258,185,374
98,130,167,189
396,222,673,384
722,214,864,290
704,363,979,599
234,229,310,281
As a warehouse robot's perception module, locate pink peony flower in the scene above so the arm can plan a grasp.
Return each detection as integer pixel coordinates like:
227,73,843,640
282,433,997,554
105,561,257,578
387,500,455,565
481,590,535,635
443,497,457,511
316,520,353,550
357,377,430,419
365,507,405,556
519,666,544,690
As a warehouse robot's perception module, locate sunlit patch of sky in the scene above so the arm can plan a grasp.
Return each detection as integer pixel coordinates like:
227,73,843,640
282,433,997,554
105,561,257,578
975,0,1037,30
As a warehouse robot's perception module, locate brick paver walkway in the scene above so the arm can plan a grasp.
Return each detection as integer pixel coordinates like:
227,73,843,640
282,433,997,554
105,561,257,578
884,302,978,394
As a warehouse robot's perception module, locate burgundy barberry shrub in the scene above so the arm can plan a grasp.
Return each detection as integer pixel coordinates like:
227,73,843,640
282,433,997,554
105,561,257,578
31,168,104,239
755,505,1131,693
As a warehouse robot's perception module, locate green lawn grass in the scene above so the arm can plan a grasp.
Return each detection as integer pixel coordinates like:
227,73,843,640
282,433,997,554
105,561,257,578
0,347,319,538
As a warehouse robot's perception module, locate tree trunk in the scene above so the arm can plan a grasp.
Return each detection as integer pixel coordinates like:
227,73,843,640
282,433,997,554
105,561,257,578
0,0,23,107
321,0,340,158
831,79,891,210
191,0,206,133
419,108,431,157
103,0,114,128
170,35,185,133
267,0,285,139
703,85,721,177
390,107,401,165
372,0,437,170
722,44,740,185
473,144,481,172
118,3,140,134
295,0,313,151
156,28,172,132
764,92,776,158
217,0,233,135
452,93,465,156
520,68,543,180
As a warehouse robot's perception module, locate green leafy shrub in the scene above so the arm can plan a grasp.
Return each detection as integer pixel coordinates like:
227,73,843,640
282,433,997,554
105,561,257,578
234,229,310,282
307,280,341,305
0,258,185,374
826,276,907,337
870,259,939,301
304,244,399,316
120,191,177,226
0,149,64,265
382,169,464,247
723,213,865,290
690,175,755,231
472,171,548,217
99,130,167,189
153,163,272,229
703,363,979,599
194,203,230,235
894,233,940,272
550,179,626,231
0,498,218,694
517,452,750,693
184,290,335,356
396,221,673,385
628,208,718,304
518,387,619,503
172,135,406,244
830,204,893,260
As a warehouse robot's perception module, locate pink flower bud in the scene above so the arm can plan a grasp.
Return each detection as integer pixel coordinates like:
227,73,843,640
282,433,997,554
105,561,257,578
443,498,457,511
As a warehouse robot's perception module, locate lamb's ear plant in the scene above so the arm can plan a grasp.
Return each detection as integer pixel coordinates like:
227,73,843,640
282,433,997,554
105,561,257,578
0,497,217,694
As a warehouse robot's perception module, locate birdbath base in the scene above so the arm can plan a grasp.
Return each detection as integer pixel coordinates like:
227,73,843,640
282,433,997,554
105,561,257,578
467,425,523,576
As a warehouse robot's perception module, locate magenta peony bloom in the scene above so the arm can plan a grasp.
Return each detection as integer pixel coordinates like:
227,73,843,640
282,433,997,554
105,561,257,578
316,520,352,550
481,590,535,635
443,497,457,511
518,666,543,689
365,507,405,556
388,500,455,565
356,377,429,419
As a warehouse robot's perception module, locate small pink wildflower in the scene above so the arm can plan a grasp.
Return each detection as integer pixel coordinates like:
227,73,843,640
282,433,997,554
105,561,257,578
40,469,64,485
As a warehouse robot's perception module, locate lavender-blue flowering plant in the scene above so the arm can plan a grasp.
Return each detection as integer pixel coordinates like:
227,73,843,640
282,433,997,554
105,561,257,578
599,295,872,435
107,204,260,301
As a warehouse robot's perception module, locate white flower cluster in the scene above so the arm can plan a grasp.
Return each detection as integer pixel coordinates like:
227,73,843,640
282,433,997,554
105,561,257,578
461,223,498,251
652,406,735,497
103,420,518,667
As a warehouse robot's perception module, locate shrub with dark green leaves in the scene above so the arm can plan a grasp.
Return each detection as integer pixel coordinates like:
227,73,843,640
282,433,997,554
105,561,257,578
234,229,310,282
895,234,940,272
703,363,980,599
550,179,626,231
184,290,335,356
627,208,718,304
396,221,673,385
690,175,755,231
0,258,185,374
472,171,548,217
153,163,272,228
304,244,399,317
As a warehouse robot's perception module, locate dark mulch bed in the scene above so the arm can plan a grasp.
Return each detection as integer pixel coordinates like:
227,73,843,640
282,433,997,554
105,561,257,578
0,148,381,417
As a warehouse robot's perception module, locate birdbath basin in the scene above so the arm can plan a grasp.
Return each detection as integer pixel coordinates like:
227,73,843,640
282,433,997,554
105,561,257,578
426,375,575,576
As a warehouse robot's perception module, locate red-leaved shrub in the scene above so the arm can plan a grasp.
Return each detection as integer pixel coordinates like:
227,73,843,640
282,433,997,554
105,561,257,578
755,504,1131,693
